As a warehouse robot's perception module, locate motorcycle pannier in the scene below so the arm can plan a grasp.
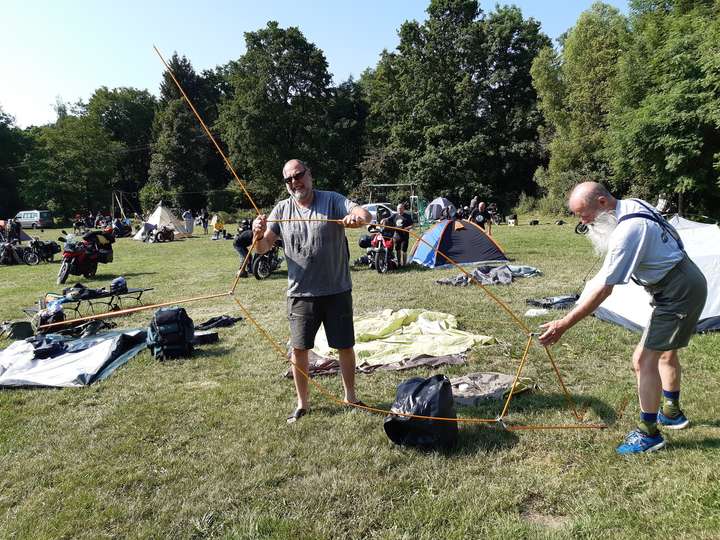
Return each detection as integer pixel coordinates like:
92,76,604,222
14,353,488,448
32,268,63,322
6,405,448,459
146,307,195,360
98,249,113,263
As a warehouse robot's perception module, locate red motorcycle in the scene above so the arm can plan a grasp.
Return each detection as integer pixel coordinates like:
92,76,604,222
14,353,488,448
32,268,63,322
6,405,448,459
57,229,114,284
359,225,398,274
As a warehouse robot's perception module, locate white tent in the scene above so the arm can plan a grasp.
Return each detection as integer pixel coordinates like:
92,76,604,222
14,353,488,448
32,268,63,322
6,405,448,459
424,197,456,221
132,202,190,240
580,215,720,333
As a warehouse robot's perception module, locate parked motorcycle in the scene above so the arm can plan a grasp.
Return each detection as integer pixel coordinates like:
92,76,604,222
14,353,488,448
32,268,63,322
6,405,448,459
24,237,61,265
0,240,30,266
57,229,115,284
152,225,175,243
253,239,284,279
359,226,398,273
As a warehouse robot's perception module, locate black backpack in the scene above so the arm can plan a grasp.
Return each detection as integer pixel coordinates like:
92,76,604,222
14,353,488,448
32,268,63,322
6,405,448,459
147,307,195,360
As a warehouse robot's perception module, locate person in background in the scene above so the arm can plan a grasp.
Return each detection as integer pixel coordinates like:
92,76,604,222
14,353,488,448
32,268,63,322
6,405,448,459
201,208,209,235
233,219,254,278
182,209,194,236
252,158,371,424
470,201,493,235
389,203,414,267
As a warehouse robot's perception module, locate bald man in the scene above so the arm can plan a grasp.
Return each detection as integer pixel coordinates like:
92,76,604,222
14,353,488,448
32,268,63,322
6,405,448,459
539,182,707,454
253,159,372,424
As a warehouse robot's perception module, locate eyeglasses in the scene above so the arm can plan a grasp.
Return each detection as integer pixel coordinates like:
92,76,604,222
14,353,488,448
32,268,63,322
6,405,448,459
283,169,307,184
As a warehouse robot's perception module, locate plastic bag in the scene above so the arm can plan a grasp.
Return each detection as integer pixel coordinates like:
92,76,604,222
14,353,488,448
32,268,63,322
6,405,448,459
383,374,458,450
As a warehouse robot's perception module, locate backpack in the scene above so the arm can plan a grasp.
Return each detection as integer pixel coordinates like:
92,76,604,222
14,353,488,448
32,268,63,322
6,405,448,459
146,307,195,360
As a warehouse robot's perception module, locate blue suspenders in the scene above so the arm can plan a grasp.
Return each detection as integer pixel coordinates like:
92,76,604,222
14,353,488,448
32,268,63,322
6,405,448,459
617,199,684,251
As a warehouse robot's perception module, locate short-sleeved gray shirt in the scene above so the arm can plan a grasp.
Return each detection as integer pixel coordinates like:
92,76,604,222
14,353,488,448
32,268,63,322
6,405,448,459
600,199,684,286
268,190,357,297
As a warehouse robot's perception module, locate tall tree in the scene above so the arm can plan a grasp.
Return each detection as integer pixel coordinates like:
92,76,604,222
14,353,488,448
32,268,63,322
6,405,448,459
607,0,720,212
0,107,27,219
147,54,214,211
219,21,334,207
86,87,157,208
360,0,549,207
531,2,628,210
19,116,122,218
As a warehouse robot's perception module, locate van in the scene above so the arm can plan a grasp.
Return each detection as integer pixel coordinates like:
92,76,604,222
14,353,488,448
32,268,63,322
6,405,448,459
14,210,53,229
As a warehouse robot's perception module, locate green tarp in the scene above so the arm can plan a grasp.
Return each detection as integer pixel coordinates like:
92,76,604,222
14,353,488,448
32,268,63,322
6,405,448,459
313,309,495,366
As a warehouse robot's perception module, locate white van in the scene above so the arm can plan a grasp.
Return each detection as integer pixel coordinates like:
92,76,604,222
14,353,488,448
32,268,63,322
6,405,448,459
14,210,53,229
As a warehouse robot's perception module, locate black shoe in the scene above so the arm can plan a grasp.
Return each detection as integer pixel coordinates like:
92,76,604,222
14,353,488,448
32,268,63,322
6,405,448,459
287,408,307,424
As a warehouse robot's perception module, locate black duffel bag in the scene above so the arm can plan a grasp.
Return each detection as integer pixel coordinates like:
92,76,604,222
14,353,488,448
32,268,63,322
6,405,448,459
384,374,458,450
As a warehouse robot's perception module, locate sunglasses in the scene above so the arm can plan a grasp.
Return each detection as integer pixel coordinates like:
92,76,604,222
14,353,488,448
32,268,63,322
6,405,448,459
283,169,307,184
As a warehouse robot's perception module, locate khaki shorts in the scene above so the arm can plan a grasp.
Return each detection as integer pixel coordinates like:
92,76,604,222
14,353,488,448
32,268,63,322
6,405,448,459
641,255,707,351
287,291,355,350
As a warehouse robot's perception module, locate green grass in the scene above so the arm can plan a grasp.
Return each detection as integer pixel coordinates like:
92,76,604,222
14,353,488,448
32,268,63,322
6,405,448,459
1,222,719,539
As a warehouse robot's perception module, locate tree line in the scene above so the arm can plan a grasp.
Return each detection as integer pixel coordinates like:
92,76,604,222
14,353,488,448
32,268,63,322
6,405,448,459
1,0,718,221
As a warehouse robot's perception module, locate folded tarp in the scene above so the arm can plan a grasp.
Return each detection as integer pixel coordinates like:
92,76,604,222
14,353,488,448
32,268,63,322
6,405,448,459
311,309,495,367
0,329,147,388
436,264,542,287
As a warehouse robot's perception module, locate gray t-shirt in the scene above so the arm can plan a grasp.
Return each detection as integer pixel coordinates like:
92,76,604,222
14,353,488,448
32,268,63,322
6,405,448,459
600,198,684,286
268,190,357,297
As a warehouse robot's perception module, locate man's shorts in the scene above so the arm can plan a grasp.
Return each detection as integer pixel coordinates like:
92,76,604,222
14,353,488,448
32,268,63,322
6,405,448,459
393,232,409,252
287,291,355,350
641,255,707,351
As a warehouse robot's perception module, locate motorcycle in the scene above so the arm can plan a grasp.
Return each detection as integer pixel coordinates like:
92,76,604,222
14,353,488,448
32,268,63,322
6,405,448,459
57,229,114,284
359,226,397,274
152,225,175,243
252,239,284,279
24,237,61,265
0,240,30,265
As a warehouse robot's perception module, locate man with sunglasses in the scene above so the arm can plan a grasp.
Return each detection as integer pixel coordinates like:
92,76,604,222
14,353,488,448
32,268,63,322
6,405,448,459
252,159,372,424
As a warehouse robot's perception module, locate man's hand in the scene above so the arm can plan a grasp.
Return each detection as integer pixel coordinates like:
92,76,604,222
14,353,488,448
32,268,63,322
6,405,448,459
538,319,568,346
342,214,366,228
252,214,267,239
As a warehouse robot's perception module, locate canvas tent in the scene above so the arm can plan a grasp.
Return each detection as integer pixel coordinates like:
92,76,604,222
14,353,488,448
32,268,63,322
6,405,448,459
580,215,720,333
132,202,190,240
0,220,32,242
410,219,508,268
424,197,456,221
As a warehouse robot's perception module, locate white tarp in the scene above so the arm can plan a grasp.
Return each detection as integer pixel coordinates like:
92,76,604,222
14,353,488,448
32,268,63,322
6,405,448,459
0,330,146,387
132,203,190,240
580,215,720,333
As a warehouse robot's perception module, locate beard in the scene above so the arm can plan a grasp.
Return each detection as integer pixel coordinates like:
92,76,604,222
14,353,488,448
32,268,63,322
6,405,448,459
287,184,311,203
586,211,618,255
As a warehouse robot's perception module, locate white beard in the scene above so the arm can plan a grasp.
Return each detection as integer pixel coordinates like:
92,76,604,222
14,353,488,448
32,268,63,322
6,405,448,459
586,211,618,255
287,185,310,202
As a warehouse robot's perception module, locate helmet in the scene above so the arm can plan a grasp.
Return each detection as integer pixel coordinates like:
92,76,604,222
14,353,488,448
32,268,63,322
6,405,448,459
110,276,127,293
241,219,251,230
103,226,114,234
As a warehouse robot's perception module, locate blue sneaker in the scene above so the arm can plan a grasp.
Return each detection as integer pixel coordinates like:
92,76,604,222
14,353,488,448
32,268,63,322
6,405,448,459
657,410,689,430
616,429,666,455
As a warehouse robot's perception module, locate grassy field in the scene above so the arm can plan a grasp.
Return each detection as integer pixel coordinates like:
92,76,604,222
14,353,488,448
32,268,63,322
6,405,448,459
1,221,719,539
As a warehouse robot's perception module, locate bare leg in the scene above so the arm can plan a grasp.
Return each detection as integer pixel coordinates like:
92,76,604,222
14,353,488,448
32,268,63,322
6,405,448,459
658,350,681,392
337,347,357,403
291,348,310,409
632,343,663,413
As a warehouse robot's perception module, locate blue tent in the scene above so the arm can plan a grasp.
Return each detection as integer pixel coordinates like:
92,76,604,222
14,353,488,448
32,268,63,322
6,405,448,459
410,219,508,268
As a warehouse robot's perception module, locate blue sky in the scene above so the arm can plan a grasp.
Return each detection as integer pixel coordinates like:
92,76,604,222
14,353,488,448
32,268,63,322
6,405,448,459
1,0,627,128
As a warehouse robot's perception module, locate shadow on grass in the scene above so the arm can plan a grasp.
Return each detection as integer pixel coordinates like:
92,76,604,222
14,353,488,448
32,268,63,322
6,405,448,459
668,437,720,451
92,271,158,280
499,391,618,425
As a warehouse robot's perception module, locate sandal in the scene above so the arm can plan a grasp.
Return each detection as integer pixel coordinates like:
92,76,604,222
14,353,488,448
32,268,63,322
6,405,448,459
287,408,307,424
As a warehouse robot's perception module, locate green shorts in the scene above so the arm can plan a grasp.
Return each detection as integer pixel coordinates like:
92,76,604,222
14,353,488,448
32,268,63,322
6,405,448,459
287,291,355,350
641,255,707,351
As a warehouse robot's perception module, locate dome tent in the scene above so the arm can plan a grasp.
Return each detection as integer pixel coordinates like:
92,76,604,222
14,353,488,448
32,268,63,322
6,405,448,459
579,215,720,333
424,197,456,221
410,219,508,268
